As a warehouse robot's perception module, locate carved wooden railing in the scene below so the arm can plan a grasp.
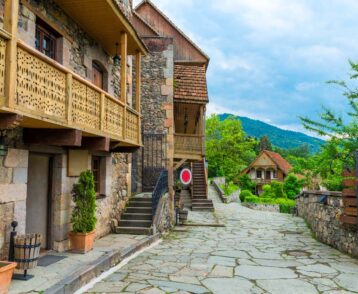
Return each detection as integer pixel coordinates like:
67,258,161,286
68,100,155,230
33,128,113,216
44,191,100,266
0,34,140,145
174,134,204,156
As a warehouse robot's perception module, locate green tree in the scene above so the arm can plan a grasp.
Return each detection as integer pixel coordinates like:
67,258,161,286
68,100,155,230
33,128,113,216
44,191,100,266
206,115,256,182
283,174,305,199
71,170,97,233
300,61,358,190
258,135,273,152
235,174,256,192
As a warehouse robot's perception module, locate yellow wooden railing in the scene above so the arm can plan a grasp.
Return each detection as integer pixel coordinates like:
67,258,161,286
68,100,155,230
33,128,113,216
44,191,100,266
174,134,205,156
0,34,140,145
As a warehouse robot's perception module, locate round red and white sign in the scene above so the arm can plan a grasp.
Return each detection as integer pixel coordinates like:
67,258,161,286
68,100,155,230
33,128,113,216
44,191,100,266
180,168,192,185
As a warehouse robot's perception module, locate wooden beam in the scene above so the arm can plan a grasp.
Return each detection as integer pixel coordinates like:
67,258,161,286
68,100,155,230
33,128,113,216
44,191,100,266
4,0,19,108
121,32,128,104
111,146,140,154
0,114,23,129
82,137,110,152
24,129,82,146
174,158,187,171
135,51,141,113
121,32,128,139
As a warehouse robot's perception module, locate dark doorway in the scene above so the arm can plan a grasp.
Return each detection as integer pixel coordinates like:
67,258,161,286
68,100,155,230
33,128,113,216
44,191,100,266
142,134,166,192
26,153,54,250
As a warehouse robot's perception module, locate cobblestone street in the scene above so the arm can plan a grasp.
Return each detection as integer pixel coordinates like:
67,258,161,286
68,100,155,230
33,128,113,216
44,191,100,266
83,187,358,294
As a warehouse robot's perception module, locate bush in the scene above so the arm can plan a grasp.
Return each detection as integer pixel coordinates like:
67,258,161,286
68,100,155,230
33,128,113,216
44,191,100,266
220,182,240,196
244,195,261,203
284,174,304,199
240,190,254,202
271,181,286,199
235,174,256,192
71,170,97,233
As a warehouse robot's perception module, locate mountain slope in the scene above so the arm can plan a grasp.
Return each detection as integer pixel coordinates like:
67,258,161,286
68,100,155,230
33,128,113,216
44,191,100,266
219,113,325,152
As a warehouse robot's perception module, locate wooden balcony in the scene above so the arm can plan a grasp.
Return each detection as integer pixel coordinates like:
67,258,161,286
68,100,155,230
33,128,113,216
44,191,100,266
0,33,140,147
174,134,205,161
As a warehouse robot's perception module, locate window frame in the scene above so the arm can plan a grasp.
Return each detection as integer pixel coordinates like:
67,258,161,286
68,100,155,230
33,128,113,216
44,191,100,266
91,156,102,198
35,18,60,61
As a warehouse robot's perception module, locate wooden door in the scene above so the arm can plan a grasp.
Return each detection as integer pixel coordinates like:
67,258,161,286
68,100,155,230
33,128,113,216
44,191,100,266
92,63,103,89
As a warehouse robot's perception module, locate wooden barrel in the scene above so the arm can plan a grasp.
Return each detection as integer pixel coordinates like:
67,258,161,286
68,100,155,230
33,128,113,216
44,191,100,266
14,234,42,270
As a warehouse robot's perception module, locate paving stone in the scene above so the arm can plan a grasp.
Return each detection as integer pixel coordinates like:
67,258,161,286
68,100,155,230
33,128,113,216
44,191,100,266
208,256,236,266
147,279,208,293
297,264,337,274
202,277,256,294
209,265,234,277
125,283,150,292
235,265,297,279
257,279,318,294
335,273,358,292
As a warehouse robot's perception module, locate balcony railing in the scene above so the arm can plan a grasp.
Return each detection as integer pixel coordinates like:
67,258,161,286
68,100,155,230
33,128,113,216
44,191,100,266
174,134,204,157
0,34,140,146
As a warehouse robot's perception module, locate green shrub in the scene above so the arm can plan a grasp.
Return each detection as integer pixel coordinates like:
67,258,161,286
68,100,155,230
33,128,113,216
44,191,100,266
235,174,256,192
71,170,97,233
240,190,253,202
271,181,286,199
283,174,305,199
220,182,240,196
244,195,261,203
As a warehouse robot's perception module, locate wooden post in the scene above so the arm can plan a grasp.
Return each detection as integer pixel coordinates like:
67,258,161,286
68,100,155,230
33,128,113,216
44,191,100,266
100,93,105,131
66,73,73,123
4,0,19,108
121,32,128,139
135,51,141,113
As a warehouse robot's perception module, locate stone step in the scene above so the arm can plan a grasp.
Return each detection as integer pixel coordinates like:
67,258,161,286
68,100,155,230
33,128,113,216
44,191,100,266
192,203,214,208
192,207,214,212
115,226,153,235
126,207,152,214
119,220,152,227
121,213,152,221
128,201,152,207
130,197,152,202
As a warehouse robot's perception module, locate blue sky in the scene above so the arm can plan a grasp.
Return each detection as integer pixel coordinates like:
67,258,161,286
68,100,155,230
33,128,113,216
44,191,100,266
134,0,357,135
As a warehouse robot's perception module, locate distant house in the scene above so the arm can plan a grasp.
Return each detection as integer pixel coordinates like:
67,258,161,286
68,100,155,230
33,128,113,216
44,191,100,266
242,150,292,195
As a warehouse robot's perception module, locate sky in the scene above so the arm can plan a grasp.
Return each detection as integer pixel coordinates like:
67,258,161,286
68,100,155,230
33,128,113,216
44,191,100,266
133,0,357,135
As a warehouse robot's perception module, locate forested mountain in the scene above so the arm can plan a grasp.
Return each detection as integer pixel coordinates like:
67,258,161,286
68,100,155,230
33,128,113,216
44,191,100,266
219,114,325,153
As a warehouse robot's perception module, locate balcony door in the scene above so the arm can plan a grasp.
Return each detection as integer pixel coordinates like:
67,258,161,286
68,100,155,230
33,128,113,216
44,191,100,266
92,62,104,89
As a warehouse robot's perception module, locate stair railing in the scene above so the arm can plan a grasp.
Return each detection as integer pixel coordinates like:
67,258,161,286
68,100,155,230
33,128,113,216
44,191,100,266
152,170,169,219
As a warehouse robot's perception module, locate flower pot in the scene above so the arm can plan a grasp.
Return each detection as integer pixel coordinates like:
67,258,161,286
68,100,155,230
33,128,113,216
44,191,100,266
0,261,17,294
69,230,95,254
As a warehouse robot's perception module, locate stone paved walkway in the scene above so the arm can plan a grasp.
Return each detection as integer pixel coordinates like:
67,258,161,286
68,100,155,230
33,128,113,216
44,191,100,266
84,186,358,294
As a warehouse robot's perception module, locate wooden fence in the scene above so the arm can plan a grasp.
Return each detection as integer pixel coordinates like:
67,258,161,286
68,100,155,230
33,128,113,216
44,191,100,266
341,151,358,225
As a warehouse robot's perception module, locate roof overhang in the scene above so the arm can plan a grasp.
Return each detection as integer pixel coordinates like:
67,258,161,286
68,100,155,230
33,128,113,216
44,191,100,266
53,0,147,55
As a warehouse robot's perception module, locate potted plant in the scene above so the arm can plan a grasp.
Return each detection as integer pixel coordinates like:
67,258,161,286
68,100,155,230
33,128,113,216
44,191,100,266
69,170,97,254
0,261,17,293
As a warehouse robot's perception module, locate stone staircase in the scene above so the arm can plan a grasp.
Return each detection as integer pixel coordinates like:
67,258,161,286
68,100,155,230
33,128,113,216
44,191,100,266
192,161,214,211
115,196,153,235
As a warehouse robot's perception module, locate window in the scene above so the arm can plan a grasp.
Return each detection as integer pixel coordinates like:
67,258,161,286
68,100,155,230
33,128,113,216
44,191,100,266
92,156,101,196
265,170,271,180
35,19,60,60
273,170,277,179
256,170,262,179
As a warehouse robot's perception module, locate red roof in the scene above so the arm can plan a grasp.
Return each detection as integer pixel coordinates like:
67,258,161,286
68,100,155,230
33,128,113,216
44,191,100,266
174,64,209,103
263,150,292,175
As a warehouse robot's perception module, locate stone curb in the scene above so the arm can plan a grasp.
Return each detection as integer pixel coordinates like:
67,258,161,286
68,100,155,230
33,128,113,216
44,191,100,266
45,234,161,294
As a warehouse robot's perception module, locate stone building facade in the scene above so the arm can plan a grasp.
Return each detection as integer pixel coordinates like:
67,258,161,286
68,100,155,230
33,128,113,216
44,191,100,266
0,0,140,258
296,191,358,257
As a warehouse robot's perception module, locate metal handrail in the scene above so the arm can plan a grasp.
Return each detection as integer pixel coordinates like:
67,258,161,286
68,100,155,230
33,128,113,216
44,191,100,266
152,170,168,219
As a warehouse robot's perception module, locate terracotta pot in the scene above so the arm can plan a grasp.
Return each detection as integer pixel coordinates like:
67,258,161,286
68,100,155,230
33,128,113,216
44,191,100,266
0,261,17,294
69,230,95,254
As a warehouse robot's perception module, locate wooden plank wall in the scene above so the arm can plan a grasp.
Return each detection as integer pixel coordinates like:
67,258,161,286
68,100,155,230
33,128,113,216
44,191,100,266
341,152,358,225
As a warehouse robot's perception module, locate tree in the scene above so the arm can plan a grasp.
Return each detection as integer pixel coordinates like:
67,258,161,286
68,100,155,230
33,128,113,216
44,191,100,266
258,135,273,152
300,61,358,190
283,174,305,199
235,174,256,192
206,115,256,182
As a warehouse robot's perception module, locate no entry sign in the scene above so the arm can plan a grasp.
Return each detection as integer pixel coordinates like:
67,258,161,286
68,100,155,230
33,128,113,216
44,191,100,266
180,168,192,185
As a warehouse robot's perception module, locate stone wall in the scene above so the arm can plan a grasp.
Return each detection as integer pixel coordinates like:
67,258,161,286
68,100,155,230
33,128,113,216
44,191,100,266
296,191,358,257
153,194,172,234
242,203,280,213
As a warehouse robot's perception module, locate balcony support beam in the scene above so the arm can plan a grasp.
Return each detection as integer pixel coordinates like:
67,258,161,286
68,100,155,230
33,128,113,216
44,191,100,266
135,51,141,113
0,114,23,129
24,129,82,147
121,32,128,140
82,137,110,152
4,0,19,108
